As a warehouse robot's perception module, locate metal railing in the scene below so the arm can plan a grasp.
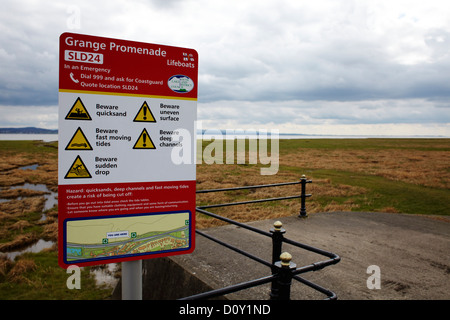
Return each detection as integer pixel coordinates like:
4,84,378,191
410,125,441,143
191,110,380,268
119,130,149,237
196,175,312,218
180,175,341,300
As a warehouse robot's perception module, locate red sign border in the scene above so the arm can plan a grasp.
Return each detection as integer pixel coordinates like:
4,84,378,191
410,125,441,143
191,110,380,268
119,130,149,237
58,33,198,268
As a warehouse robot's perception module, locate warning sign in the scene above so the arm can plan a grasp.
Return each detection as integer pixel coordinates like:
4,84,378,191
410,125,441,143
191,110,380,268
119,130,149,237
59,33,197,268
133,128,156,149
64,155,92,179
133,101,156,122
65,127,93,150
65,97,92,120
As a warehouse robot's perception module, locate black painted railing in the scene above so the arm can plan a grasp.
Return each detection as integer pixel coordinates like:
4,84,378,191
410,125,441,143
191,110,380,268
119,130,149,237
179,176,340,300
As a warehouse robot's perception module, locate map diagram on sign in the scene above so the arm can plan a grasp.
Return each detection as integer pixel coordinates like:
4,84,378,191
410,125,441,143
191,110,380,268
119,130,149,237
65,211,190,263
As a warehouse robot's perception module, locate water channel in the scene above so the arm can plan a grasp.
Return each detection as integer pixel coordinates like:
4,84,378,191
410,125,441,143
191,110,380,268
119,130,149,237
0,164,119,288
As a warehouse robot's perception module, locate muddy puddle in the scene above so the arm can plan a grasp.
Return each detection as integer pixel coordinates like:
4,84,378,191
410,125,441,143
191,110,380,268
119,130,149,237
6,183,58,211
18,164,39,170
0,163,119,289
19,183,56,211
0,178,57,258
1,240,119,290
0,163,58,213
3,239,55,261
90,263,120,288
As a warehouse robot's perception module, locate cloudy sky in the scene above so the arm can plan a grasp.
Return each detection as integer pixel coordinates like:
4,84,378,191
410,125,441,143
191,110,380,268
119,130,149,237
1,0,449,136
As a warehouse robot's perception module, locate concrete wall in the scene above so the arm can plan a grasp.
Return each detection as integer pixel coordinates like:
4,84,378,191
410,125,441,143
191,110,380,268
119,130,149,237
112,257,225,300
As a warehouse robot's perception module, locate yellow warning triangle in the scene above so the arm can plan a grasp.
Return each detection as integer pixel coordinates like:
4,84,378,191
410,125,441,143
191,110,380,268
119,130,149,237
64,155,92,179
65,97,92,120
133,128,156,149
133,101,156,122
65,127,93,151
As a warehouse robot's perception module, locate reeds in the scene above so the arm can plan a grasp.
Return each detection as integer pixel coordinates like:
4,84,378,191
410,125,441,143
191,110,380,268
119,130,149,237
280,148,449,189
0,233,38,252
3,258,37,283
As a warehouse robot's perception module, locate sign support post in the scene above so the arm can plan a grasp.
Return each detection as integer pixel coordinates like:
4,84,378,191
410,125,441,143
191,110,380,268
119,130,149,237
122,260,142,300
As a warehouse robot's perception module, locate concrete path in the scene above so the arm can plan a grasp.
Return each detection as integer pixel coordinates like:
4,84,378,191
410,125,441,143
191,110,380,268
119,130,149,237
163,211,449,300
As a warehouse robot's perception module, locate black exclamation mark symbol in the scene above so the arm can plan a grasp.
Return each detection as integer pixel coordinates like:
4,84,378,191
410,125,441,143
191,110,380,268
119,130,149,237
143,132,147,147
143,105,147,120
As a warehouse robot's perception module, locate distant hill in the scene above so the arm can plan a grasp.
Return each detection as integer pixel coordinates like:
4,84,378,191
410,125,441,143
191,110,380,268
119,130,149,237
0,127,58,134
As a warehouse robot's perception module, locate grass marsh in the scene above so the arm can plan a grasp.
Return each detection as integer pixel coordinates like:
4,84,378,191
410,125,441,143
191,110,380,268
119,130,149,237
0,138,448,299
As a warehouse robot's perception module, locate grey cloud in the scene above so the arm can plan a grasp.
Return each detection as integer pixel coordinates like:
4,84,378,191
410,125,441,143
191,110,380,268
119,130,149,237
0,0,449,135
0,2,62,106
200,20,450,103
199,98,450,127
